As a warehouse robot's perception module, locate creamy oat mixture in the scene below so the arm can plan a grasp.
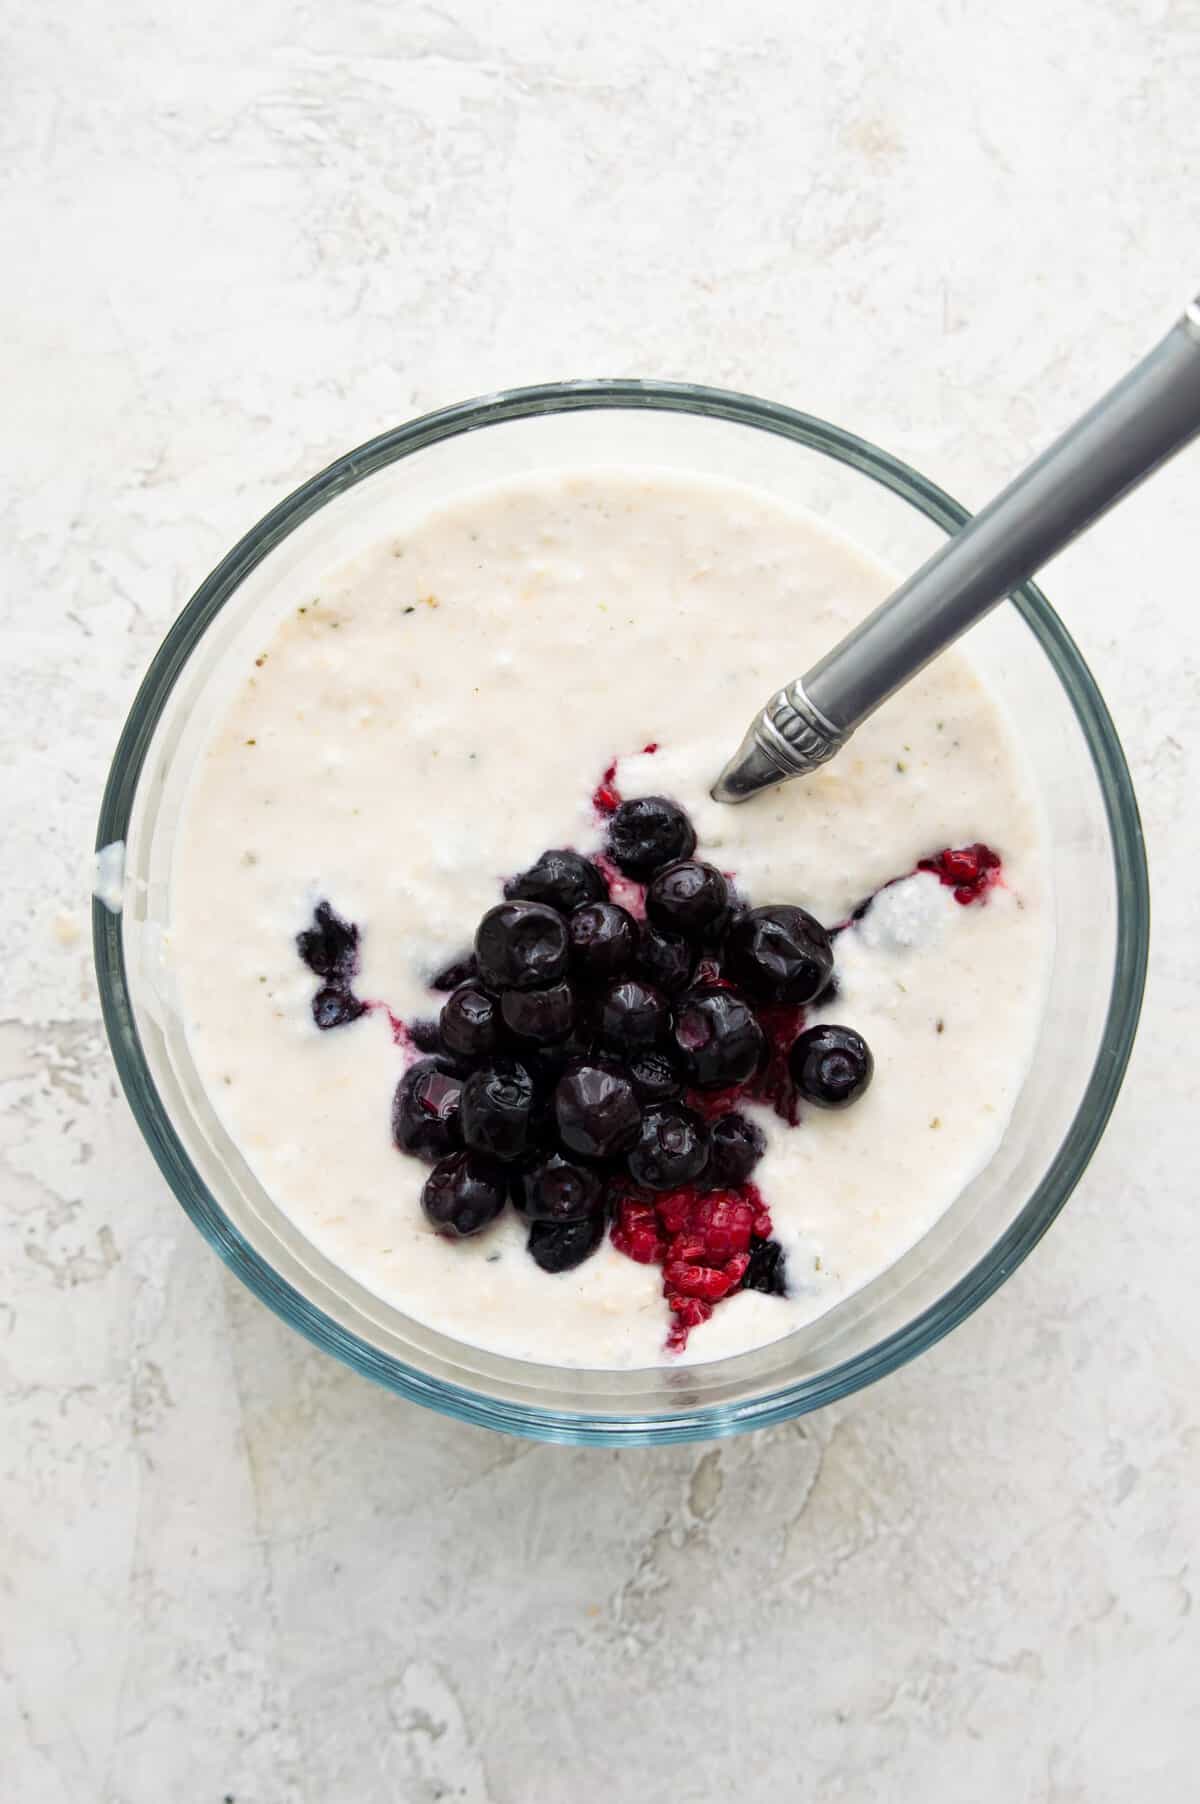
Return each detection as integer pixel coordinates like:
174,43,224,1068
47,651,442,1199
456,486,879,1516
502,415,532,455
168,470,1050,1367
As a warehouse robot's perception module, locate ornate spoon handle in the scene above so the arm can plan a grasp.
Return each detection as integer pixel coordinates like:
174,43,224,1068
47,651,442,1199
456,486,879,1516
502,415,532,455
713,295,1200,802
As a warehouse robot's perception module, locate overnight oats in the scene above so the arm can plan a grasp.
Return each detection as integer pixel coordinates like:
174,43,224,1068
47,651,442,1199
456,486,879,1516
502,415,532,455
167,470,1051,1369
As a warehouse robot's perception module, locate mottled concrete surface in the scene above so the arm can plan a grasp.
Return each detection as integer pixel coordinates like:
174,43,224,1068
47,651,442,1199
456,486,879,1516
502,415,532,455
3,2,1198,1798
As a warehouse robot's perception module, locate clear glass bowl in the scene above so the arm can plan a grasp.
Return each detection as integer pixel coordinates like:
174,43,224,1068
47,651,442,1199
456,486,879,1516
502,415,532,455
93,382,1148,1445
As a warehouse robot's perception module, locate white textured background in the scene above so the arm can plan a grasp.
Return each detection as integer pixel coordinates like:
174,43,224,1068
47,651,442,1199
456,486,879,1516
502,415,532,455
3,3,1199,1799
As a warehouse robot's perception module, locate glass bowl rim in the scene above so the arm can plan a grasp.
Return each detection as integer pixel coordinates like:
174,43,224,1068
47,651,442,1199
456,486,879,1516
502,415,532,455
93,378,1150,1446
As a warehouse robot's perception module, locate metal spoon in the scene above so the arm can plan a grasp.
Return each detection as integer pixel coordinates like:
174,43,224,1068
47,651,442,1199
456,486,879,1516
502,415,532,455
713,293,1200,803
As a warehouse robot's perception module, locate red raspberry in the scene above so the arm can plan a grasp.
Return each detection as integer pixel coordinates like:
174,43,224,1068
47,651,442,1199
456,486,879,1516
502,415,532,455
699,1197,755,1260
614,1179,774,1348
611,1199,667,1265
939,846,984,883
666,1294,714,1326
665,1294,713,1351
664,1261,740,1302
724,1251,751,1285
656,1187,698,1236
592,760,621,815
744,1182,773,1239
918,843,1002,905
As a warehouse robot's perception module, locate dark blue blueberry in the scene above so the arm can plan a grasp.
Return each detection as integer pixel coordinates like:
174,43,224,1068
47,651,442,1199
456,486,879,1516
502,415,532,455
311,985,368,1031
555,1063,642,1160
705,1111,766,1186
421,1151,508,1238
475,901,569,992
504,848,607,914
460,1060,536,1161
672,986,765,1089
392,1060,464,1162
645,860,729,940
500,981,576,1045
723,905,833,1005
440,982,501,1059
569,901,638,982
527,1212,606,1273
741,1236,788,1296
789,1024,874,1109
637,925,696,995
598,978,670,1052
512,1153,603,1223
407,1017,444,1054
606,796,696,878
627,1104,709,1191
296,900,359,980
430,951,477,992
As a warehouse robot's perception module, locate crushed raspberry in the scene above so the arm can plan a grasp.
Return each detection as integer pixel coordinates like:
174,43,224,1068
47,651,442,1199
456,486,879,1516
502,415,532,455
595,743,658,814
611,1182,775,1350
664,1261,740,1302
592,759,621,815
665,1296,713,1350
918,842,1002,905
744,1183,773,1239
611,1199,667,1265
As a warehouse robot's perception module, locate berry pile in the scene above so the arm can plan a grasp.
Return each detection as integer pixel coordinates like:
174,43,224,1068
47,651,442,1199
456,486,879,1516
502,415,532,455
612,1183,784,1350
295,763,1003,1352
388,787,875,1350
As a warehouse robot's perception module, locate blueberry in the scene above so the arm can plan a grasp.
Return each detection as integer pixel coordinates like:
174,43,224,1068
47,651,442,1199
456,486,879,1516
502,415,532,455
430,951,477,992
636,925,696,995
421,1151,508,1238
505,848,607,914
598,978,671,1052
555,1063,642,1160
512,1152,603,1223
475,901,569,992
742,1235,788,1296
522,1044,575,1096
569,901,637,982
702,890,748,952
628,1104,709,1191
460,1059,536,1161
407,1017,445,1054
645,860,729,939
606,796,696,878
392,1059,464,1162
672,987,765,1089
723,905,833,1004
705,1111,766,1186
311,985,368,1031
626,1049,683,1104
440,982,501,1059
500,980,576,1045
527,1212,607,1273
789,1024,874,1109
297,900,359,980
